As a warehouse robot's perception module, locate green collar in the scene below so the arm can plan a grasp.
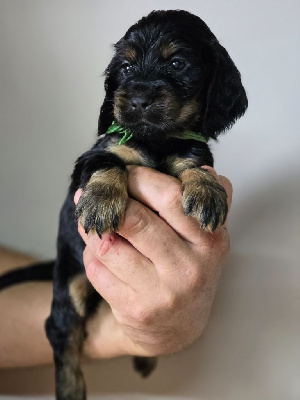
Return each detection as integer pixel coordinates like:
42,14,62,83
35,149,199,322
106,121,207,145
106,121,133,145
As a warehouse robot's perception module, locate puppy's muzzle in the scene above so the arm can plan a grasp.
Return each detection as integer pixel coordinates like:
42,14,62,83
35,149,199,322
126,81,161,116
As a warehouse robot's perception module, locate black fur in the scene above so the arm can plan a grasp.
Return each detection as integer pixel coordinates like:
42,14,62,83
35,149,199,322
99,10,247,139
1,10,248,399
0,261,54,290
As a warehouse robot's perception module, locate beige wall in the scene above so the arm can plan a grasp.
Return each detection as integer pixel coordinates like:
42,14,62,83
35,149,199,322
0,0,300,399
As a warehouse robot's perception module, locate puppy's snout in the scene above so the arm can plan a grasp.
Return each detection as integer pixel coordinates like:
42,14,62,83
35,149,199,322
130,96,152,112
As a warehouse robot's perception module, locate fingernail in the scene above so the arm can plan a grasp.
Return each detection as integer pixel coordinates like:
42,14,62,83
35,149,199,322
74,189,83,205
91,232,118,258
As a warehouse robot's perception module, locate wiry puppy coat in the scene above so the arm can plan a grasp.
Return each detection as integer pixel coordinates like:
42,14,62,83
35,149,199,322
45,10,248,399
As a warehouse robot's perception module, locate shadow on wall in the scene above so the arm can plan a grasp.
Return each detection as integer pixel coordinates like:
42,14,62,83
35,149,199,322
0,171,299,399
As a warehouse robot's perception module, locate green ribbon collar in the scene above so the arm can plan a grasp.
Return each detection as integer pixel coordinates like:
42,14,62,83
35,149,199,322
106,121,207,145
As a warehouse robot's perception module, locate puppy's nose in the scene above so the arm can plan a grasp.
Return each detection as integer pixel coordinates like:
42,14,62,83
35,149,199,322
130,96,151,112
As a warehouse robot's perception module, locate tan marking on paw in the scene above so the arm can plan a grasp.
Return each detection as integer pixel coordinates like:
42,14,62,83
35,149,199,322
88,167,127,188
180,168,228,231
165,156,198,178
180,167,217,186
76,167,128,236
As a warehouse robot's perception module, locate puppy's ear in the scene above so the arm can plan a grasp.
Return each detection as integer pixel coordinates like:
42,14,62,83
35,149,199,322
98,64,117,135
201,45,248,139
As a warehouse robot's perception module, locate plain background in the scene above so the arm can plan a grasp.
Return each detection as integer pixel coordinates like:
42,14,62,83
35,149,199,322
0,0,299,399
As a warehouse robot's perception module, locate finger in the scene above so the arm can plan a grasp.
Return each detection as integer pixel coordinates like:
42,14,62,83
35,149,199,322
74,189,83,205
78,222,117,254
78,223,155,288
217,175,233,210
83,247,135,310
127,166,220,244
117,197,190,267
216,175,232,228
76,194,189,279
75,187,179,282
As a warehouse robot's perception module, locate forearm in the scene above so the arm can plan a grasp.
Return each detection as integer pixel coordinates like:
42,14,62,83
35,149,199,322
0,248,135,368
0,282,133,368
0,280,53,368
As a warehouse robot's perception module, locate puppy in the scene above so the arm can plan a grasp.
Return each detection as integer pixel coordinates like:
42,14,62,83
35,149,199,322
45,10,248,399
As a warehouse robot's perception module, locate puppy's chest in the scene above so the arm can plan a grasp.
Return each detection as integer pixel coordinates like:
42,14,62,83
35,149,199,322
108,141,156,169
105,136,200,178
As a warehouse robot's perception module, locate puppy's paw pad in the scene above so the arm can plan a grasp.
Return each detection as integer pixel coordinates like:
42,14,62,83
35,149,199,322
75,168,128,237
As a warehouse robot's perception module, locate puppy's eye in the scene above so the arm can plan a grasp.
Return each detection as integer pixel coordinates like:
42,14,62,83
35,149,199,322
171,59,185,71
121,63,133,74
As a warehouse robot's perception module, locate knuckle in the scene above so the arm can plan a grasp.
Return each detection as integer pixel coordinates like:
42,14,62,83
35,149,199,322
220,232,230,257
131,305,152,326
162,181,183,210
130,291,177,328
161,290,176,311
211,228,230,258
218,175,233,197
197,227,230,255
185,266,203,291
122,204,152,237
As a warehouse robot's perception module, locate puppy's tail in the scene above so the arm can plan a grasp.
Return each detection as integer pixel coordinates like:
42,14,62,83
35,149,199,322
0,261,54,291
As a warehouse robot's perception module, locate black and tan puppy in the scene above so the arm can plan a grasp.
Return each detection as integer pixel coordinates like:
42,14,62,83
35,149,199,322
45,10,248,399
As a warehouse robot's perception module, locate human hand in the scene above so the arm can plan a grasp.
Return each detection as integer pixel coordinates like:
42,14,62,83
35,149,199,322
74,166,232,359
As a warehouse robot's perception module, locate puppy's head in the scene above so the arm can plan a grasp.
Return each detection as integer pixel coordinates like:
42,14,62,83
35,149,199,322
99,10,248,141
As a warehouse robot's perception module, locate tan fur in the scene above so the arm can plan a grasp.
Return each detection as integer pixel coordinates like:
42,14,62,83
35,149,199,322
78,167,128,234
113,89,128,121
178,98,200,124
180,167,216,185
180,168,227,232
88,167,127,189
59,326,86,399
161,42,179,58
123,46,137,62
69,273,92,317
109,143,155,168
165,156,198,177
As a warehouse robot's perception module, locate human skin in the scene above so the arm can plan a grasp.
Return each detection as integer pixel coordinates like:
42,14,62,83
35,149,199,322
78,166,232,359
0,165,232,367
0,249,53,367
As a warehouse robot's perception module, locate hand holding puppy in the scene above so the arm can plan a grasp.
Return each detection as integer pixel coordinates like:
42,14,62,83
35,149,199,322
74,166,232,359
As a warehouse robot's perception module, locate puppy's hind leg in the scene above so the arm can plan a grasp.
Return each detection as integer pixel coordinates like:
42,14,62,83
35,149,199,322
46,270,100,400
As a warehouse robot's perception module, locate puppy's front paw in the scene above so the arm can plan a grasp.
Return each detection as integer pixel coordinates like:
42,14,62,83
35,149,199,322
181,168,228,232
75,167,128,237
